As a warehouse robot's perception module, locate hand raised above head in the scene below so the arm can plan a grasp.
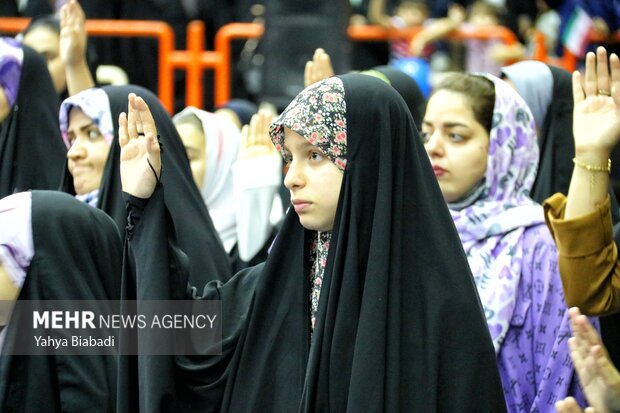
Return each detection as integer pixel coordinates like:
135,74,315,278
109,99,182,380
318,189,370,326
59,0,87,67
304,48,335,88
238,109,278,161
572,46,620,158
119,93,161,199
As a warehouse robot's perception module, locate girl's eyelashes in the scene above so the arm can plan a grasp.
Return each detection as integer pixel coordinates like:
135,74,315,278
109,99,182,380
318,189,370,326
282,148,326,164
310,151,325,161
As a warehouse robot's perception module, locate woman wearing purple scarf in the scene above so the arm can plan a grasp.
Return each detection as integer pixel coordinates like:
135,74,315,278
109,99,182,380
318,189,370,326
423,72,592,412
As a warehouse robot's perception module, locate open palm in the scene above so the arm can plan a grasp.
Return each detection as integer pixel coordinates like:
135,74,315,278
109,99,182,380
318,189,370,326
119,93,161,199
572,47,620,156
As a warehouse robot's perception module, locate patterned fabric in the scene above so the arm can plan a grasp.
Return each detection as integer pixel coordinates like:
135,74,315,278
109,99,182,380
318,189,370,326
270,77,347,331
59,87,114,148
270,77,347,171
0,38,23,110
498,225,589,412
76,189,100,208
0,192,33,289
309,232,331,330
448,74,586,412
449,74,544,353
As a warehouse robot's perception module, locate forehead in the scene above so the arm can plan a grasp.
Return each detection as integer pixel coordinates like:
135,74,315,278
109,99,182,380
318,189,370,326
68,107,93,127
283,127,312,150
176,122,205,149
424,90,477,124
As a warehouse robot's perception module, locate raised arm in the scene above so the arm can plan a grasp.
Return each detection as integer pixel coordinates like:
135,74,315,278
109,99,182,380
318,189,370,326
119,93,161,199
60,0,95,95
565,47,620,220
556,307,620,413
304,48,335,88
367,0,393,28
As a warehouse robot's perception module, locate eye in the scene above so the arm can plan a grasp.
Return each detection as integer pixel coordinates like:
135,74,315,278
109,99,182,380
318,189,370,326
283,151,292,165
420,131,431,143
87,128,103,140
449,133,465,142
310,151,324,161
67,135,76,147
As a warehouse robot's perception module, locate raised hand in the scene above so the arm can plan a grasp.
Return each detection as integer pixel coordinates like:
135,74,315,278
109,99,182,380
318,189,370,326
572,47,620,159
555,397,594,413
304,48,335,88
556,307,620,413
119,93,161,199
59,0,87,67
238,109,278,161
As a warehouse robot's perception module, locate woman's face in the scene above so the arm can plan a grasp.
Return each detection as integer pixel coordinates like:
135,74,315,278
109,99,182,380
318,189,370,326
175,122,207,189
66,107,111,195
422,89,489,203
22,27,66,94
283,128,343,232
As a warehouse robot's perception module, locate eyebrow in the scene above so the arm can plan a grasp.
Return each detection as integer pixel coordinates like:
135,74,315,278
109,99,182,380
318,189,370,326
68,121,97,134
282,139,316,152
422,120,470,129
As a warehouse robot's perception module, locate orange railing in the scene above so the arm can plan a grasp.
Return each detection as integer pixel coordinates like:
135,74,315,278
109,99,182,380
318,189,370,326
0,18,543,111
214,23,518,105
0,17,176,112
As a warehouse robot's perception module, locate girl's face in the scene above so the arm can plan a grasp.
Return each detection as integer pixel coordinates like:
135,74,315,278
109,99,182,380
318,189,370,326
175,122,207,189
66,107,111,195
283,128,343,232
422,89,489,203
22,27,66,94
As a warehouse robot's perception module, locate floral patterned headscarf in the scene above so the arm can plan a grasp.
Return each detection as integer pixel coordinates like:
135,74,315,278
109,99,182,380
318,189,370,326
270,77,347,171
448,74,545,353
269,77,347,330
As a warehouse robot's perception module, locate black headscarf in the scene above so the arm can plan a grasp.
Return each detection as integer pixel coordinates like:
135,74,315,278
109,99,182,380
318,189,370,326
365,65,427,128
0,190,121,412
124,74,506,411
0,44,65,198
59,85,231,288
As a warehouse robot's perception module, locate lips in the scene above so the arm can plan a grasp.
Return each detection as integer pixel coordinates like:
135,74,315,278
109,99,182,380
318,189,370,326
432,165,446,176
292,199,311,213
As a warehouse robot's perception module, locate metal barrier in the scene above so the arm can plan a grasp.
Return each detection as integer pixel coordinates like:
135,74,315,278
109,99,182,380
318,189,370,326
0,18,527,110
0,17,176,112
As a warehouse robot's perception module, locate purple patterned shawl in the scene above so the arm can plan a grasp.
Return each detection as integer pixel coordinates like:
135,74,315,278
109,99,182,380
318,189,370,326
0,37,23,110
450,74,545,352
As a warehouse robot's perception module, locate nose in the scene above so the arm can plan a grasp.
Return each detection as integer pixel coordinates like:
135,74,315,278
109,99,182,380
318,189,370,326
424,130,444,158
66,139,86,161
284,160,305,191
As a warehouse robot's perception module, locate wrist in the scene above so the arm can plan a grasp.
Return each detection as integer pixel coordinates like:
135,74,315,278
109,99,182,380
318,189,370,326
574,146,613,164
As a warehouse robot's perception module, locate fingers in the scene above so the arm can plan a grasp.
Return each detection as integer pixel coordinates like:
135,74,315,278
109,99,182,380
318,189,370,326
573,71,585,105
127,93,139,138
304,48,333,87
132,95,158,138
555,397,585,413
127,93,158,139
596,46,611,96
584,51,598,97
304,60,313,88
118,112,128,147
240,124,249,151
611,53,620,106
